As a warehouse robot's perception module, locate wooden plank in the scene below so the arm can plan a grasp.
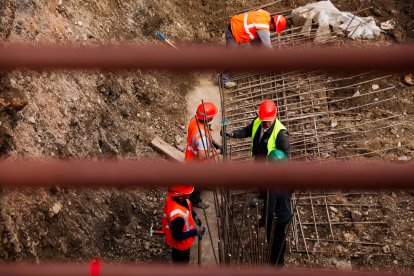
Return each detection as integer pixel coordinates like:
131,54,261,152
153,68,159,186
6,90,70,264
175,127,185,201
151,136,185,163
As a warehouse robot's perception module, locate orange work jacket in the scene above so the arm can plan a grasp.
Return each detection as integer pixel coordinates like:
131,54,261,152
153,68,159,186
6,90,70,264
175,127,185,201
230,9,271,44
162,196,195,250
185,117,214,162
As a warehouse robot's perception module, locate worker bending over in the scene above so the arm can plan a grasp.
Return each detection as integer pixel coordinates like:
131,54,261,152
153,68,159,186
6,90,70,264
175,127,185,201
185,102,222,208
222,10,287,88
162,185,205,264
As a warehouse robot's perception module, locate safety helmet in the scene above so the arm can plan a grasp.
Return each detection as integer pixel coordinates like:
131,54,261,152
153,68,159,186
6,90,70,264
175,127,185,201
258,100,277,121
273,15,287,34
168,185,195,197
196,102,218,121
267,149,287,162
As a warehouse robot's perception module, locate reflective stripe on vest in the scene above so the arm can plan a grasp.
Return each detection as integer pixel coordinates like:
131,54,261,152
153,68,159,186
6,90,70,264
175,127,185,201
169,209,191,231
243,13,255,40
162,197,195,250
231,10,271,44
251,118,287,155
185,117,214,161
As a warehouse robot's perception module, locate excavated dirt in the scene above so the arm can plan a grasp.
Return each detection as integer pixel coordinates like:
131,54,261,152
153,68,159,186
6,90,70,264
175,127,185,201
0,0,413,269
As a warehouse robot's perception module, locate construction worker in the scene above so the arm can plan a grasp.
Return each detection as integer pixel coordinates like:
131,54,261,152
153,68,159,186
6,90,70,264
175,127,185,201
222,10,287,88
259,149,292,267
222,99,290,202
162,185,205,264
223,100,290,159
185,102,222,208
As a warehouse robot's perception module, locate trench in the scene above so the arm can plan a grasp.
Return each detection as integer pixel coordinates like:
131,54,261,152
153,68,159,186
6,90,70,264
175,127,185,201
186,75,221,266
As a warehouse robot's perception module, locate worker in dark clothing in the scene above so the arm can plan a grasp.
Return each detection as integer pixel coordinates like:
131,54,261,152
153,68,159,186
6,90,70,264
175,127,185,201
259,149,292,267
162,185,205,264
223,100,290,159
222,100,290,203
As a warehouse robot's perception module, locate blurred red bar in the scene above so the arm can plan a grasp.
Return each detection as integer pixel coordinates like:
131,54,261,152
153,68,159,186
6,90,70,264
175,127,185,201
0,263,411,276
0,160,412,190
0,44,413,72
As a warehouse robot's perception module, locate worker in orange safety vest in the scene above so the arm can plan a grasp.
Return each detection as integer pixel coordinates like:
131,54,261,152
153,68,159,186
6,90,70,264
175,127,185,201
162,185,205,264
222,10,287,88
185,102,222,208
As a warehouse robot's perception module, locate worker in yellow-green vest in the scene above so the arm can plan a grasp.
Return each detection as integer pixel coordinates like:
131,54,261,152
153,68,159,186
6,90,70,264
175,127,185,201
221,100,290,204
222,100,290,160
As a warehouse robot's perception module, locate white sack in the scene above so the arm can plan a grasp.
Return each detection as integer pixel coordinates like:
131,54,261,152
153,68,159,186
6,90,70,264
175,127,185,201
291,0,382,41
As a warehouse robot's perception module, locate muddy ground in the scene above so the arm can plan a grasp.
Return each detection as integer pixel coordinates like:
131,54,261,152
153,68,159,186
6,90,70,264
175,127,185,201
0,0,413,270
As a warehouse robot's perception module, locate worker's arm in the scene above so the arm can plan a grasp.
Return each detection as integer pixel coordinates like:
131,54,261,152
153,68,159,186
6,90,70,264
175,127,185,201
171,217,197,241
256,30,273,49
228,120,254,138
195,136,219,160
275,130,291,158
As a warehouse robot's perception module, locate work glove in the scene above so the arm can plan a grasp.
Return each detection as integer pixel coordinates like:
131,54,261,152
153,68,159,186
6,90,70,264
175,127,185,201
195,226,206,237
193,214,202,226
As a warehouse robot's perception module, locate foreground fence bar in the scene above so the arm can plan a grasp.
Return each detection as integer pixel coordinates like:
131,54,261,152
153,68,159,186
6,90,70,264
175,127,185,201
0,263,412,276
0,44,413,71
0,161,412,189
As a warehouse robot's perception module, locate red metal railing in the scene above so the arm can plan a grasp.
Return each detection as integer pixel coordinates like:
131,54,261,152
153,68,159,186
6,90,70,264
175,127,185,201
0,160,412,189
0,44,413,71
0,263,412,276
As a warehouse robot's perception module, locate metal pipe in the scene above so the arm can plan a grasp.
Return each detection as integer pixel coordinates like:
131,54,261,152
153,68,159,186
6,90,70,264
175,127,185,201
0,161,413,190
1,44,414,72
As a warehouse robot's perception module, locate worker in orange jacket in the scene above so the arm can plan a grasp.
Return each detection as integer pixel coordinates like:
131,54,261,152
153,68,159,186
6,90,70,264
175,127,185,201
162,185,205,264
185,102,222,208
222,10,287,88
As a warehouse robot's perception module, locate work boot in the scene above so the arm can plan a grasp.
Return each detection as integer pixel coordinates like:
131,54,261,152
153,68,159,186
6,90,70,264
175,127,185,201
192,200,210,209
224,81,237,89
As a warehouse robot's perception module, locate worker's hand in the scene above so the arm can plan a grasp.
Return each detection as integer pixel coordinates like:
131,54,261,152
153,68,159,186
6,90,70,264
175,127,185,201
195,226,205,237
193,214,202,226
217,145,223,154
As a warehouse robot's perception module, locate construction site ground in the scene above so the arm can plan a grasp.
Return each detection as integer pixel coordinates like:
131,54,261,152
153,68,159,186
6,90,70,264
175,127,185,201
0,0,413,271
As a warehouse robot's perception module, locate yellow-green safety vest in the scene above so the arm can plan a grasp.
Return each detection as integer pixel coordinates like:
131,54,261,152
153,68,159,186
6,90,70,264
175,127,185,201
251,118,287,155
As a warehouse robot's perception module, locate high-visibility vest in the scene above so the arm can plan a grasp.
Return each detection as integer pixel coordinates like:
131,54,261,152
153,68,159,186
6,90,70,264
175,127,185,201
251,118,287,155
162,196,195,250
230,9,271,44
185,117,213,161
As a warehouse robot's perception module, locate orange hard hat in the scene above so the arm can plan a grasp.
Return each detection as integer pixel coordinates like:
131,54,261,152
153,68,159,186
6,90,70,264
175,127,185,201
273,15,287,34
258,100,277,121
196,102,218,121
168,185,195,197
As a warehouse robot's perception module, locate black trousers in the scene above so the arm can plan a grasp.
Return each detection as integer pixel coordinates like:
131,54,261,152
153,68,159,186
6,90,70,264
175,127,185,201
171,248,190,264
266,222,288,266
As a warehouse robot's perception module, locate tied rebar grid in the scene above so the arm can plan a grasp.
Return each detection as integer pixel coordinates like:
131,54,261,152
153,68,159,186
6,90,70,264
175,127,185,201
215,5,398,267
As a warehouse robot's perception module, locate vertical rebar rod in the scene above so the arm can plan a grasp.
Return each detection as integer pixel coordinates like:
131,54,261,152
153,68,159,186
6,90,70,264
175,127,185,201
296,205,313,267
202,207,218,264
309,191,321,245
323,191,339,260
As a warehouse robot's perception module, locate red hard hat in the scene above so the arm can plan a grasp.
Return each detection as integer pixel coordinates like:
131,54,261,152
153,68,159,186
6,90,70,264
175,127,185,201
274,15,287,34
196,102,218,121
168,185,195,197
258,100,277,121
